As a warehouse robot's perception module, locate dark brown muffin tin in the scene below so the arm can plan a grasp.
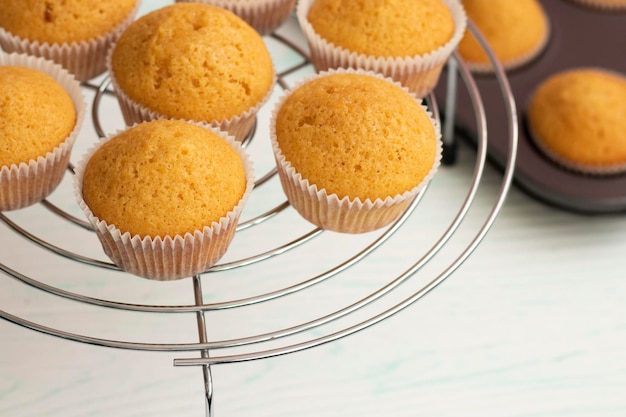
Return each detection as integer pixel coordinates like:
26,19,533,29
436,0,626,213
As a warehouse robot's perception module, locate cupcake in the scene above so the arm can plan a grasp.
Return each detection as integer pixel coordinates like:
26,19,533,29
74,119,255,281
567,0,626,10
526,68,626,175
270,69,442,233
296,0,466,98
175,0,297,35
108,2,276,141
457,0,550,73
0,0,141,81
0,52,85,211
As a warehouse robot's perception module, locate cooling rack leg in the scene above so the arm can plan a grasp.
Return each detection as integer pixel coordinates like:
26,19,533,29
442,56,459,166
192,275,214,417
201,359,214,417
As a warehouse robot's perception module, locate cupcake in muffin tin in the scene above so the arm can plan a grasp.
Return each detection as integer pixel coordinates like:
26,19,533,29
433,0,626,212
457,0,550,73
526,68,626,176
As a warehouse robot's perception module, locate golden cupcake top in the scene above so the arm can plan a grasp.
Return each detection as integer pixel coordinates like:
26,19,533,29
111,2,275,122
0,0,139,44
527,68,626,170
81,120,247,238
458,0,549,68
275,72,438,200
0,65,76,167
306,0,455,58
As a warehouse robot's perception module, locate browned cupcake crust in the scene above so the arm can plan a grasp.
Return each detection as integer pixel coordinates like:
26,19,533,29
527,68,626,173
0,0,139,44
82,120,247,238
458,0,549,70
306,0,455,58
0,65,76,167
275,72,438,201
110,2,275,123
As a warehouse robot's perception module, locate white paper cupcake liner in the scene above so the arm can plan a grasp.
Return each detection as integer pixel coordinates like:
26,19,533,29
73,121,255,281
106,44,277,141
270,68,442,234
0,1,141,82
175,0,296,35
0,52,86,211
296,0,467,98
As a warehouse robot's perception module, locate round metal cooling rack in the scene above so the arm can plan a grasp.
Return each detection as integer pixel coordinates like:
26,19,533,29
0,20,518,417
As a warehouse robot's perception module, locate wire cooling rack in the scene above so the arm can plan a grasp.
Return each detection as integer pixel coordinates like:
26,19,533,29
0,18,517,417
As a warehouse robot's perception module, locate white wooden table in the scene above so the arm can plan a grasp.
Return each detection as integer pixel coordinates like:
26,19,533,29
2,2,626,416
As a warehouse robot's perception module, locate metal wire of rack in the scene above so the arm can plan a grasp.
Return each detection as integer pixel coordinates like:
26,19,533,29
0,18,517,417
